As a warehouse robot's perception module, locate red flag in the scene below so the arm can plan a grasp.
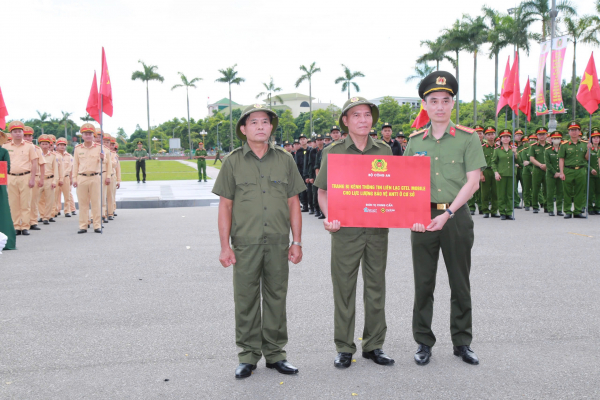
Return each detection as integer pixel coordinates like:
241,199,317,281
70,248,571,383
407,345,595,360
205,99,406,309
509,53,520,112
411,103,429,128
0,86,8,131
519,77,532,122
576,53,600,114
86,72,101,124
100,47,113,117
496,57,510,115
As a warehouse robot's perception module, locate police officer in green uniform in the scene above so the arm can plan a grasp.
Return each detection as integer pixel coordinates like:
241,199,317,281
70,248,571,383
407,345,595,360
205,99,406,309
133,141,149,183
519,133,535,210
492,129,517,220
481,126,499,218
545,131,565,216
214,147,222,165
212,104,306,379
588,127,600,214
559,121,591,218
468,125,484,215
405,71,486,366
194,142,208,182
513,129,525,208
529,127,549,213
314,96,395,369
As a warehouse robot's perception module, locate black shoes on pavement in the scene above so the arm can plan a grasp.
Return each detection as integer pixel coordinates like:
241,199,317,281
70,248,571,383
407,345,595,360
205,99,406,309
453,345,479,365
78,229,87,234
334,352,353,368
414,344,432,365
362,349,395,366
266,360,299,375
235,363,256,379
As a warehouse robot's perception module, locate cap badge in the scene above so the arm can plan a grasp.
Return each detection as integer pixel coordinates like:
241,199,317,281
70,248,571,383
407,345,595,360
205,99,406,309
436,77,446,85
254,104,263,109
350,97,359,103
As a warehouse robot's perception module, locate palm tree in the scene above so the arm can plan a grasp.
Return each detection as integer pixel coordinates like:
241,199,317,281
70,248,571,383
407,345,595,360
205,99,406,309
132,60,164,155
36,111,50,135
172,72,202,156
461,14,488,123
80,113,94,122
256,77,284,109
334,64,365,100
441,21,468,123
405,63,435,89
216,64,245,151
295,62,321,135
483,7,510,129
59,111,73,142
564,15,600,119
417,37,453,71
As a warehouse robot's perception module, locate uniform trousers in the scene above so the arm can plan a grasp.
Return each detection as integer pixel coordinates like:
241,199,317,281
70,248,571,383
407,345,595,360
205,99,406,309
496,175,514,216
522,166,533,208
56,176,72,214
197,160,207,181
30,177,41,226
587,176,600,213
563,167,586,215
103,175,115,217
232,242,290,365
39,178,55,221
8,174,32,230
514,167,524,207
546,173,564,213
135,160,146,182
532,167,547,210
411,205,474,347
331,228,388,354
306,182,314,210
481,168,498,214
312,184,320,214
77,175,101,230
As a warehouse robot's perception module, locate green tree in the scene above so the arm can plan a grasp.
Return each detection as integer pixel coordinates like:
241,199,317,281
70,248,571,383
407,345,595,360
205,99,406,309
295,62,321,136
417,37,453,71
216,64,245,152
302,109,335,136
442,20,468,123
58,111,74,141
378,96,403,126
521,0,576,41
334,64,365,99
172,72,202,158
279,109,297,142
462,14,488,124
131,60,164,155
483,7,510,129
80,113,94,122
35,111,50,135
405,63,435,89
256,76,284,109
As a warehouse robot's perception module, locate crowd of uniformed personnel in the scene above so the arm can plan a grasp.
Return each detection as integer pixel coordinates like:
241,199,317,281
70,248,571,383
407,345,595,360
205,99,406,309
1,121,123,250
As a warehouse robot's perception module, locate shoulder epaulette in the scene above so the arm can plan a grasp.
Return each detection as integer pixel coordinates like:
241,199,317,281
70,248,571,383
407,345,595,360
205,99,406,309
455,124,476,134
75,143,83,148
409,129,426,138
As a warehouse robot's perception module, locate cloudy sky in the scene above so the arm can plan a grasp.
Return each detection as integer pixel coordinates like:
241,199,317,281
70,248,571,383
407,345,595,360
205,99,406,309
2,0,598,135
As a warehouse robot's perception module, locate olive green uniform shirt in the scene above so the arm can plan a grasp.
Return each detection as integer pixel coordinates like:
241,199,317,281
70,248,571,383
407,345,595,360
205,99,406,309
481,143,495,169
545,146,561,175
404,121,486,203
528,142,547,167
558,140,588,167
492,147,515,176
194,149,207,161
133,149,148,160
212,142,306,245
590,146,600,173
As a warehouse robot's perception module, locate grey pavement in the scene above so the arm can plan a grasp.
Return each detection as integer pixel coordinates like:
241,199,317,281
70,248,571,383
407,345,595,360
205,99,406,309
1,207,599,399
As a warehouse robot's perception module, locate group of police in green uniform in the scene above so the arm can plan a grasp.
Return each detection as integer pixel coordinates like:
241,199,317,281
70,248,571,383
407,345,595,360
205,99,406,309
469,122,600,219
212,70,600,380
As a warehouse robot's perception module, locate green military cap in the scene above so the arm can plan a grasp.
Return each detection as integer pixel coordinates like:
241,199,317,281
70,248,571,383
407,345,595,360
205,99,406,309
381,122,393,130
315,134,324,140
473,125,484,132
330,125,341,132
137,141,143,144
338,96,380,133
498,128,512,137
235,104,279,142
299,134,307,139
396,132,406,138
198,141,203,144
567,121,581,130
514,128,524,135
549,131,563,138
484,126,496,134
418,71,458,99
590,127,600,137
535,127,548,135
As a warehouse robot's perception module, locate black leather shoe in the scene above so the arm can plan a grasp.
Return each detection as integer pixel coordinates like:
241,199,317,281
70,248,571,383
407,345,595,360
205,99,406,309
478,210,483,215
113,212,117,216
30,225,41,230
524,207,530,211
506,216,515,220
515,206,523,209
483,214,489,218
533,209,539,214
491,213,500,218
108,216,114,220
266,360,299,375
500,215,506,220
21,229,30,235
102,218,108,223
143,180,146,183
38,218,42,222
544,209,549,213
94,228,102,233
204,180,207,182
78,229,87,234
549,212,555,216
414,344,431,366
362,349,394,366
49,218,56,222
235,363,256,379
334,352,353,368
15,230,22,235
72,211,77,215
453,345,479,365
318,214,326,219
564,214,572,219
557,211,564,216
43,220,50,225
57,211,61,216
301,206,309,212
574,213,586,218
309,209,315,215
470,210,475,215
65,213,71,217
137,181,140,183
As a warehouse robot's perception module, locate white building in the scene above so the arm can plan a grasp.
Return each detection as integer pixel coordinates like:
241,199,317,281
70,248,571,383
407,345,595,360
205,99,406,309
217,93,331,118
370,96,421,109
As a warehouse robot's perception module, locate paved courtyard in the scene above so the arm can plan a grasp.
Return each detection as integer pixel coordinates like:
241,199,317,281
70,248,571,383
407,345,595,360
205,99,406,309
1,206,599,399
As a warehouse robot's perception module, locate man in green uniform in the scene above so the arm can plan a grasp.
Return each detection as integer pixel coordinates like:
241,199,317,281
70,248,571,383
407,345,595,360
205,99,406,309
406,71,486,366
545,131,564,216
492,129,517,219
588,128,600,214
529,127,549,213
513,129,525,208
481,126,499,218
212,104,306,379
194,142,208,182
213,147,222,165
519,134,535,210
133,141,148,183
468,125,484,215
559,121,591,218
314,96,395,369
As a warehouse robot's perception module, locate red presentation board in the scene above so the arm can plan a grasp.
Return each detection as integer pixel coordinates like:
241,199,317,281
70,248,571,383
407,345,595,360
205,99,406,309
327,155,430,228
0,161,7,185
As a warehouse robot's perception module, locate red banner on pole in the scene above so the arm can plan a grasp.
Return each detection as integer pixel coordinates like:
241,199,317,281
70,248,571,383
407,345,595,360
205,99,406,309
0,161,7,185
327,155,431,228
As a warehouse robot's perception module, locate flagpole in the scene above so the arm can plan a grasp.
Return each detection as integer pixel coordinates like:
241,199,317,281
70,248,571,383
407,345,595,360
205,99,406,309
586,112,592,219
512,134,515,220
100,91,104,234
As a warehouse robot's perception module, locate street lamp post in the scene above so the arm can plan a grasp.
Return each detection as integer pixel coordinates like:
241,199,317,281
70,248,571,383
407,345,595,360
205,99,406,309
216,121,224,151
200,130,207,151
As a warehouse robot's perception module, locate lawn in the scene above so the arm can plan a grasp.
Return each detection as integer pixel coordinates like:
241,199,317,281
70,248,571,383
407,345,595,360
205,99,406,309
119,160,205,181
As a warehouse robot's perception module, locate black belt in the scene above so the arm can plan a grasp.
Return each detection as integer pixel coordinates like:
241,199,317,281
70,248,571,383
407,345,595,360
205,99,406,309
431,202,451,210
65,174,70,177
79,173,99,176
564,165,584,170
9,171,30,176
45,175,54,179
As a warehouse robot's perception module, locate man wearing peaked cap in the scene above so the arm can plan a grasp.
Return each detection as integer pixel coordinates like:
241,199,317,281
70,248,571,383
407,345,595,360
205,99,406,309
314,96,395,369
369,129,378,139
529,128,549,214
513,129,525,209
283,140,292,153
404,71,486,366
588,127,600,215
481,126,499,218
194,142,208,182
468,125,485,215
133,141,149,183
0,129,17,250
305,133,324,218
212,103,306,379
491,129,517,220
545,131,565,216
559,121,591,218
519,133,536,210
55,137,74,217
37,135,59,225
22,126,46,230
294,133,311,212
380,122,402,156
2,121,39,236
330,125,342,142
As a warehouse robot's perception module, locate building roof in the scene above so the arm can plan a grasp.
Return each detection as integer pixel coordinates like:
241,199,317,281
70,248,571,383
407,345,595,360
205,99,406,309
262,93,314,102
209,97,239,106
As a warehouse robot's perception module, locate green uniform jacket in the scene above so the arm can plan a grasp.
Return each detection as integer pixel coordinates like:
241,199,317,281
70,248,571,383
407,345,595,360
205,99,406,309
545,146,561,176
481,143,495,169
133,149,148,159
517,143,531,167
212,142,306,245
491,147,515,176
195,149,208,161
404,121,486,203
590,146,600,175
528,142,547,168
558,140,588,167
